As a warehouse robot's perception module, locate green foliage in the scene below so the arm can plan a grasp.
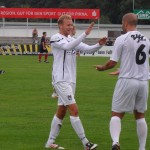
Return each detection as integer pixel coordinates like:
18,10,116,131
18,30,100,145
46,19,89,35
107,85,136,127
0,56,150,150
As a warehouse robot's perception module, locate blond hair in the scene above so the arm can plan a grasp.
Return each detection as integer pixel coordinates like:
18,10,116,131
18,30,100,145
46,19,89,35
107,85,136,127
57,14,72,25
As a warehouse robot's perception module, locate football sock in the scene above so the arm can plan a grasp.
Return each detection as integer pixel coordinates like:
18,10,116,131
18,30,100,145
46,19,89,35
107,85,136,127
38,54,42,61
70,116,89,146
46,115,62,145
110,116,121,145
45,53,48,61
136,118,147,150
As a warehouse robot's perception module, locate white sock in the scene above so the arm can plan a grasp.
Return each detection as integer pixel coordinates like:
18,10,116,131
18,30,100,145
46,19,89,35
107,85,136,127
70,116,89,146
136,118,147,150
110,116,121,145
46,115,62,146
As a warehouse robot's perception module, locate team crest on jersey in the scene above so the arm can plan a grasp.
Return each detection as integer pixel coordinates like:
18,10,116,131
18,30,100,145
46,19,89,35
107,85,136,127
72,49,76,54
68,95,72,100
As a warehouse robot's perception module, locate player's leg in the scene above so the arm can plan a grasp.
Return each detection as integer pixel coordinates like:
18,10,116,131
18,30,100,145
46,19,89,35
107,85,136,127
68,103,88,143
45,82,69,149
68,103,97,150
38,52,42,62
110,78,138,150
67,83,89,148
44,50,49,63
67,82,97,149
54,82,97,149
110,79,126,149
134,111,147,150
45,105,67,149
110,112,124,150
134,80,148,150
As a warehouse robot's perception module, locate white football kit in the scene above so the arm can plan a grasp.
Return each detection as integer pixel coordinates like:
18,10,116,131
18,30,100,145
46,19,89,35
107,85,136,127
110,31,150,113
50,32,102,105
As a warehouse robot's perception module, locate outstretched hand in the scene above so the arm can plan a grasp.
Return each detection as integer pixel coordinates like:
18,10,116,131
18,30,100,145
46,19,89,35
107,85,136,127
98,37,107,45
93,65,104,71
85,22,95,35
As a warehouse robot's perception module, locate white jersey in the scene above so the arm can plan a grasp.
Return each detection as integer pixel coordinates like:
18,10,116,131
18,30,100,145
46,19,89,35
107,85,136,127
50,32,101,84
110,31,150,80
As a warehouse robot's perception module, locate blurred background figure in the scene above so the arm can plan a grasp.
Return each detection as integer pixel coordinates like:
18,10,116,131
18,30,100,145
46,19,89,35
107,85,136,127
38,32,49,63
32,28,38,44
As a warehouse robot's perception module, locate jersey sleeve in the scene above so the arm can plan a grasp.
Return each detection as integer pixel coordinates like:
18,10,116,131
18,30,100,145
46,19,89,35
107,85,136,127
50,34,65,45
50,33,87,51
110,36,123,62
75,42,102,53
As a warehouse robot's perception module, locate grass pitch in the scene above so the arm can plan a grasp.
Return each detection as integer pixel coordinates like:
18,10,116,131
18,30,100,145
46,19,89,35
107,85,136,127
0,55,150,150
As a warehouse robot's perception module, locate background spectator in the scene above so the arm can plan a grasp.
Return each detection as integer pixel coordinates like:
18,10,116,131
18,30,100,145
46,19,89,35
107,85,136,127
32,28,38,44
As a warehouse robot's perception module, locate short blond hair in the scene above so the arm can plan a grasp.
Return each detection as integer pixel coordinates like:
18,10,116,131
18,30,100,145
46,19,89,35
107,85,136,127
57,14,72,25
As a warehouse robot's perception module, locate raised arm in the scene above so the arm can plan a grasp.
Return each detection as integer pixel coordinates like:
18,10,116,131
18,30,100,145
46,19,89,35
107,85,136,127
76,37,107,53
51,22,95,51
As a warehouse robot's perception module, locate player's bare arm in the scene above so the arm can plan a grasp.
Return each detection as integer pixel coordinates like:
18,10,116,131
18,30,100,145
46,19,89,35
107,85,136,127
85,22,95,35
42,42,46,50
95,60,117,71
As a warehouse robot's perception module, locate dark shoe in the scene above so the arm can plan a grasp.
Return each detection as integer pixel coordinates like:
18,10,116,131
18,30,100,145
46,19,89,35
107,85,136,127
85,142,97,150
112,143,120,150
0,70,5,74
39,60,42,63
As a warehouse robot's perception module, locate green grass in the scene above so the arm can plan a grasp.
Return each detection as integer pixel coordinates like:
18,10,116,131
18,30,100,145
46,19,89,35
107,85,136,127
0,55,150,150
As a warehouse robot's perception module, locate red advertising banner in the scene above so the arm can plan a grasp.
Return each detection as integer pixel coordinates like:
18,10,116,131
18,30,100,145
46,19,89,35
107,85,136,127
0,8,100,19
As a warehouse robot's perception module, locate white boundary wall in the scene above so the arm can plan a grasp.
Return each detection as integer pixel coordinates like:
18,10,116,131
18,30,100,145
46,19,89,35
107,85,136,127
0,22,150,38
0,22,149,57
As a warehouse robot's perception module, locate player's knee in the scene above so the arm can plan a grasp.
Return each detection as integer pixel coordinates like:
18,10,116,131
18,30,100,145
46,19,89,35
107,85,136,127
56,106,67,119
69,107,79,116
134,110,145,120
72,109,78,116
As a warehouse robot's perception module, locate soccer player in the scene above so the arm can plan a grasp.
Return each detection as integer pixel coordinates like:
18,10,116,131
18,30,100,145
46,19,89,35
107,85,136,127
51,25,77,99
95,13,150,150
38,32,49,63
45,14,107,150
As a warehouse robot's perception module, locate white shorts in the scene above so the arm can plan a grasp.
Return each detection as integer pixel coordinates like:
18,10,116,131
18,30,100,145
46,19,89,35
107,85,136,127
112,78,149,113
53,82,76,106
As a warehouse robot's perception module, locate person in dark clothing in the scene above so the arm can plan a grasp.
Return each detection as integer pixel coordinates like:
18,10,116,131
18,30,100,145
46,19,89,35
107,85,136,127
38,32,49,63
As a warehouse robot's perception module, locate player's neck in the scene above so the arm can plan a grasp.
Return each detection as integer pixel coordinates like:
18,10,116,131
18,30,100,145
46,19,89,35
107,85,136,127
127,27,136,32
59,31,68,37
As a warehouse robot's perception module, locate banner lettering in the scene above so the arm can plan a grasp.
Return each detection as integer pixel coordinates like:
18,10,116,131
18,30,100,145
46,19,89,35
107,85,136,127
0,8,100,19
